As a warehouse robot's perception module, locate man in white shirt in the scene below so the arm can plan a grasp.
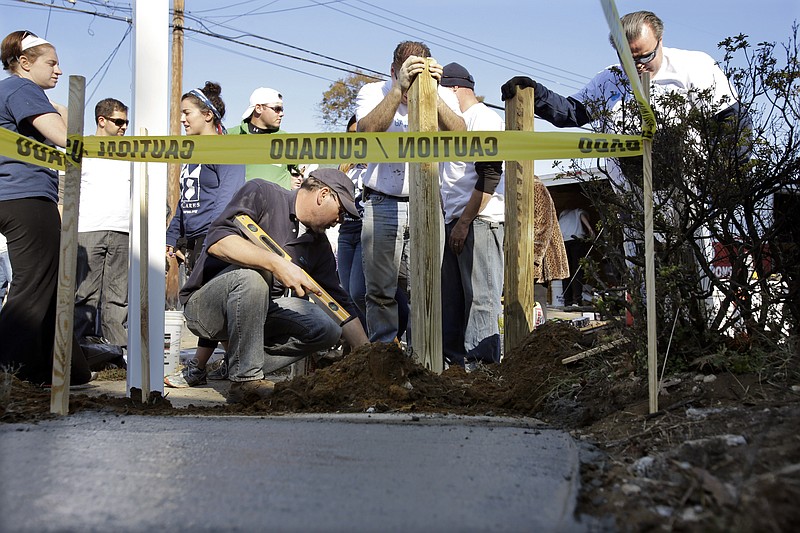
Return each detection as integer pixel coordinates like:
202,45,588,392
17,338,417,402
356,41,466,343
438,62,505,367
74,98,131,346
501,10,744,191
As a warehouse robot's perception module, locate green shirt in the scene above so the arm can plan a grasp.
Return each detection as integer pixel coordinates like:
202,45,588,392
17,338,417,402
229,120,292,189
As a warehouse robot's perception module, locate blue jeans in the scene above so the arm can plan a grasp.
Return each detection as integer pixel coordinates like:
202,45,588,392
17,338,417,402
183,267,341,381
361,190,410,343
338,227,410,339
441,218,504,365
337,227,367,329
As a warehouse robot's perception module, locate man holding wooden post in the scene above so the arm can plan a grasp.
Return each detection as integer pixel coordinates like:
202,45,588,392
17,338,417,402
355,41,465,344
178,169,368,404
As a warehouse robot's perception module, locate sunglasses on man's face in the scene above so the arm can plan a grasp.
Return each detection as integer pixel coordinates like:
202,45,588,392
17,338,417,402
632,40,660,65
102,116,129,127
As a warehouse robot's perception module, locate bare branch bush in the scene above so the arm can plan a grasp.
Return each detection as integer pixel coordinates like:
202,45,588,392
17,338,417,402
567,26,800,373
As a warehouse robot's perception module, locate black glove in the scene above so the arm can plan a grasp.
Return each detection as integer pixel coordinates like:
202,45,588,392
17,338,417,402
501,76,537,101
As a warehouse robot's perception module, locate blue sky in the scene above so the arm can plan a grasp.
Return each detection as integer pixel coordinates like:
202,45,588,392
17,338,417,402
3,0,798,172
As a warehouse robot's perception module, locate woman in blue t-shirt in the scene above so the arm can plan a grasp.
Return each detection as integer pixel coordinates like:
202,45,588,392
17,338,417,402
164,81,245,388
0,30,91,385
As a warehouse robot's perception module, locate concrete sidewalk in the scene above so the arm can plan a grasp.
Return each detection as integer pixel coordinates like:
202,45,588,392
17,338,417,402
8,309,596,531
0,412,588,532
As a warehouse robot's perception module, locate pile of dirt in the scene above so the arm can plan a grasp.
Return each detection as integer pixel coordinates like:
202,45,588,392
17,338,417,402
2,320,799,531
0,321,608,421
268,342,505,414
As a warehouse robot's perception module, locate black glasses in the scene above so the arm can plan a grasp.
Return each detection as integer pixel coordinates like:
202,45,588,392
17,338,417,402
102,116,129,127
330,191,346,219
632,40,660,65
262,105,284,114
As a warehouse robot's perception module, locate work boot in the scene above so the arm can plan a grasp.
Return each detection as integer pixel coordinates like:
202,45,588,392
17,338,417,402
227,379,276,404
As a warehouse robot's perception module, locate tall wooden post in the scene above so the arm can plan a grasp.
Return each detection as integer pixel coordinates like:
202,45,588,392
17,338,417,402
166,0,184,310
503,87,537,354
139,129,151,403
408,59,443,373
642,72,658,413
50,75,85,415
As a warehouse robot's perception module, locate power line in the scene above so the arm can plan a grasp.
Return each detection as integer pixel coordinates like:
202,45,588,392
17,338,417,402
186,1,588,91
350,0,591,84
195,0,345,19
7,0,568,110
186,35,337,85
77,0,132,14
192,0,279,25
308,0,584,91
8,0,132,23
43,0,53,38
182,12,387,79
10,0,385,81
189,0,275,16
182,25,383,81
86,24,132,102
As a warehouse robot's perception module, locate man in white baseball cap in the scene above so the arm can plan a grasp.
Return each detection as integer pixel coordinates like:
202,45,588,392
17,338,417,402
229,87,293,189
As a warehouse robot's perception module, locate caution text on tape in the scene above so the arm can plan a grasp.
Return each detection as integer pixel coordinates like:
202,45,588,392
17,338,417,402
1,129,644,170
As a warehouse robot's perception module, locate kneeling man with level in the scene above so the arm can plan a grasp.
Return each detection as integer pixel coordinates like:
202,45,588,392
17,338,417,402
179,168,368,404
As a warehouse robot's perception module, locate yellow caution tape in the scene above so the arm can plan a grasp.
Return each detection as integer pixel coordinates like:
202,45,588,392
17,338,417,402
0,126,67,170
0,128,85,171
600,0,657,139
1,129,644,170
1,3,653,170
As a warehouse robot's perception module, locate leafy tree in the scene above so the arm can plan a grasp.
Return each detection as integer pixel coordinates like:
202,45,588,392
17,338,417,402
317,71,381,131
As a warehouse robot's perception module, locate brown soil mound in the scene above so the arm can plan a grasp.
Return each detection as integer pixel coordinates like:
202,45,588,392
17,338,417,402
1,321,594,421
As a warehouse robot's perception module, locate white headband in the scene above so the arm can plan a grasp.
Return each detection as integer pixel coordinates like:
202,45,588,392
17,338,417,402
21,35,51,52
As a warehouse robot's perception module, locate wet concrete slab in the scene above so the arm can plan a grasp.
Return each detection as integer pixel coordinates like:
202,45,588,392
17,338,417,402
0,412,586,532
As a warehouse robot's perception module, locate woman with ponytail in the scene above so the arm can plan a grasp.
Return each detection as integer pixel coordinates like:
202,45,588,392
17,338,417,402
164,81,245,388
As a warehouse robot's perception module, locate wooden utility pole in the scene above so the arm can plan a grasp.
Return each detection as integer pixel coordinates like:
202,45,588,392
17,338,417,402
166,0,184,309
408,59,443,373
51,75,85,415
503,87,537,354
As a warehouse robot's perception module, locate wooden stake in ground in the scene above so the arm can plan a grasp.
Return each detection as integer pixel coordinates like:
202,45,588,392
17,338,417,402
503,87,537,354
139,128,150,403
165,0,184,310
408,59,443,373
641,72,658,414
50,75,85,415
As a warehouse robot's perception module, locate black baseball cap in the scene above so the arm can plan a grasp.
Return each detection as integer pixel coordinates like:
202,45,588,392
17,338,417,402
441,62,475,90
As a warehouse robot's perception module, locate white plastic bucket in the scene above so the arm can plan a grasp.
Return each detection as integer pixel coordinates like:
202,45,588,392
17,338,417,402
164,310,184,375
550,280,565,307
